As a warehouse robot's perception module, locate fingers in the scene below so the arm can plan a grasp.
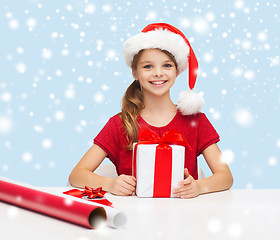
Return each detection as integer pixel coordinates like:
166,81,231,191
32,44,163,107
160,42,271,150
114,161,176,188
184,168,189,178
179,192,196,199
120,182,135,193
121,175,136,187
112,175,136,196
178,174,193,186
178,168,190,186
173,187,196,199
173,171,199,199
120,175,136,192
118,185,135,196
173,184,192,195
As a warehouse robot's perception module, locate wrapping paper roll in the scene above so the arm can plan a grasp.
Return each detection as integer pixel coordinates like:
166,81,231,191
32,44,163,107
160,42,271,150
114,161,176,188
0,179,106,229
62,194,127,229
62,188,127,228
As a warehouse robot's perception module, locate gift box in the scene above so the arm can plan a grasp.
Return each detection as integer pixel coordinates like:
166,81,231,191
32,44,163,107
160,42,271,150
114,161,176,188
132,127,190,198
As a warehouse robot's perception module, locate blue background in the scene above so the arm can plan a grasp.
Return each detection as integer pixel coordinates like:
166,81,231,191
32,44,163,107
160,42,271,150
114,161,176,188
0,0,279,188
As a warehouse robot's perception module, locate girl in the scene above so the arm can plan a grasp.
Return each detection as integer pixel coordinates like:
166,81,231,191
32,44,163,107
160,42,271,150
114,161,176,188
69,23,233,199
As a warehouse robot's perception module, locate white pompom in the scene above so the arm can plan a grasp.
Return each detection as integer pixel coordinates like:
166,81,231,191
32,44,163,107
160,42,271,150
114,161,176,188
177,90,205,115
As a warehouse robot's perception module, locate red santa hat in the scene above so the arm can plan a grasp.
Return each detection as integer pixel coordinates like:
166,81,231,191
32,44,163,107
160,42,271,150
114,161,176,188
123,23,204,115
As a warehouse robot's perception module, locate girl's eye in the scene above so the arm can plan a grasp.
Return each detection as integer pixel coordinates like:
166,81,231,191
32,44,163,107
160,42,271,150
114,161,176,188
164,64,172,68
144,65,152,69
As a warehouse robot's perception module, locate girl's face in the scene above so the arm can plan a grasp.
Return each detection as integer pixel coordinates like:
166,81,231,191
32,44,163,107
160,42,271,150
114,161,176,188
132,49,179,98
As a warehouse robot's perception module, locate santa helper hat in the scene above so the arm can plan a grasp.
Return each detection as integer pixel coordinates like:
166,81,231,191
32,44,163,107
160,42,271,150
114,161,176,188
123,23,204,115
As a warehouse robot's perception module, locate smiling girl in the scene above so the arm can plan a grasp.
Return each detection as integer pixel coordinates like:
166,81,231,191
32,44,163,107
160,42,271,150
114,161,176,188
69,23,233,198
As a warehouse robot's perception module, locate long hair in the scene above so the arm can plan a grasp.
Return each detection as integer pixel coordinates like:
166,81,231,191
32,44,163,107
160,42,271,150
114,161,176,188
119,49,177,150
119,79,144,150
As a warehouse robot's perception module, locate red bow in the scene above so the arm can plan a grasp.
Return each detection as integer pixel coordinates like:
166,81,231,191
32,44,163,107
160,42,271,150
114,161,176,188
63,186,113,207
133,127,191,197
137,127,191,149
82,186,106,198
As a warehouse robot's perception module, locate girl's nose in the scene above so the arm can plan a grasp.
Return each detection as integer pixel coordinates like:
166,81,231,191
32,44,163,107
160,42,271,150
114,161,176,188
153,67,163,77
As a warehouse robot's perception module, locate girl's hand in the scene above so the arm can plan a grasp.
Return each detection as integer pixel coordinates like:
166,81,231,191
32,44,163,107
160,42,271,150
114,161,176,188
172,168,201,199
109,174,136,196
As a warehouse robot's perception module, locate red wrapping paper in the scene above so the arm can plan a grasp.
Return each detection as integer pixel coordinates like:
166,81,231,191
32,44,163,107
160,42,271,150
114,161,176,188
0,179,106,229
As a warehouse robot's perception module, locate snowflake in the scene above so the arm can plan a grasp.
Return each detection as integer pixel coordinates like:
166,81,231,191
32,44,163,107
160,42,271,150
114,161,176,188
42,138,53,149
207,218,222,233
221,149,235,164
94,92,104,103
54,111,65,121
26,18,37,31
15,63,26,74
192,17,210,35
0,116,13,134
268,157,278,166
9,19,19,29
233,108,254,127
42,48,52,59
22,152,33,163
85,4,96,14
1,92,12,102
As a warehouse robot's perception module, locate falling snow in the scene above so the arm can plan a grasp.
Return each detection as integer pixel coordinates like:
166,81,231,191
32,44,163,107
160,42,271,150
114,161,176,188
0,116,13,134
207,218,222,233
0,1,279,189
233,108,254,128
221,150,235,165
42,139,53,149
7,206,19,219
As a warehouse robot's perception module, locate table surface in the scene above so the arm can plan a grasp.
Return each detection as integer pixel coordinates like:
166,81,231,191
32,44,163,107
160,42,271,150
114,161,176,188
1,188,280,240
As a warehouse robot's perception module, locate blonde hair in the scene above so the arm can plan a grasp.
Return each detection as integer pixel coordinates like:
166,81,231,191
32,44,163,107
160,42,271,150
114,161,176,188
119,49,177,150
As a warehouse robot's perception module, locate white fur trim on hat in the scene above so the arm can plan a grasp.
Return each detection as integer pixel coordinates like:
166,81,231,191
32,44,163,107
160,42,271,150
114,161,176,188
177,90,205,115
123,28,189,74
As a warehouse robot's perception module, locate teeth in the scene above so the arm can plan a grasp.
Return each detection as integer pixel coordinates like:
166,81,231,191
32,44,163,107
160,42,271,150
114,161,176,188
151,81,166,85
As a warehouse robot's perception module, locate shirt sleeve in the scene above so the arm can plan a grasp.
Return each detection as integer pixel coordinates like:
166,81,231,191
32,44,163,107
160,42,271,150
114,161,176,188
94,116,119,162
196,113,220,156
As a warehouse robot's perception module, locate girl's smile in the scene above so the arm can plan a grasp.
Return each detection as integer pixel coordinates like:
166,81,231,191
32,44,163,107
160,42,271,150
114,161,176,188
149,80,168,85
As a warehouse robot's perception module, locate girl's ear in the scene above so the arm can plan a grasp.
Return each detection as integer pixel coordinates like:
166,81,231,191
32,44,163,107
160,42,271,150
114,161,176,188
132,69,138,80
176,69,179,77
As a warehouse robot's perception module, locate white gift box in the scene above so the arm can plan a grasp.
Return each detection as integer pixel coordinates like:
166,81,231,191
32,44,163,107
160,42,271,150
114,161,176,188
133,143,185,198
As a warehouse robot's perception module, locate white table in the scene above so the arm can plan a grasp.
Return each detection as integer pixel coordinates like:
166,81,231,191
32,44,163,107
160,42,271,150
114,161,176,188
1,188,280,240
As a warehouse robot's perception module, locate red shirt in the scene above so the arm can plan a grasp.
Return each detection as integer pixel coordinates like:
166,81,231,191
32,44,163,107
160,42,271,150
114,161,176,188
94,111,219,180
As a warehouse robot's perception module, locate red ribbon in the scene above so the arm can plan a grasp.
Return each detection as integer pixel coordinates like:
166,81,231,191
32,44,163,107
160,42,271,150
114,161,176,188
133,127,191,197
63,186,113,207
83,186,106,198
